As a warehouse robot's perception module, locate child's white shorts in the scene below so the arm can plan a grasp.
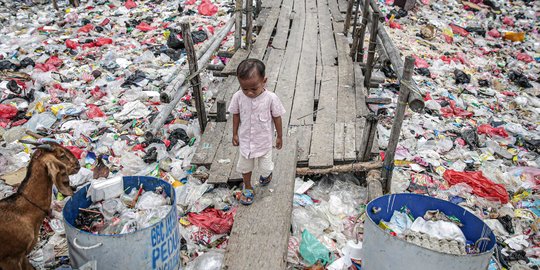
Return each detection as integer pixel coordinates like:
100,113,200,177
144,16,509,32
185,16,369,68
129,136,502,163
236,150,273,177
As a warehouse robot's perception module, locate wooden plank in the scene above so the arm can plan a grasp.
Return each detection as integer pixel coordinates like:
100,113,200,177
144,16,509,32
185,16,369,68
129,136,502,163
309,123,334,168
255,8,271,28
289,0,317,126
264,0,292,92
315,66,337,124
191,122,227,166
251,7,282,59
354,64,368,117
334,28,356,122
223,135,298,270
344,122,356,161
209,76,238,115
272,0,293,50
317,0,338,66
288,125,312,164
228,151,242,181
328,0,344,22
274,0,306,126
221,49,250,75
338,0,348,13
355,118,366,157
206,119,235,184
334,122,345,161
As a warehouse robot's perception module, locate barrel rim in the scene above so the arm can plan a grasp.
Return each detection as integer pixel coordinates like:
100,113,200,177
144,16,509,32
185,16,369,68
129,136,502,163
365,193,496,257
63,176,176,237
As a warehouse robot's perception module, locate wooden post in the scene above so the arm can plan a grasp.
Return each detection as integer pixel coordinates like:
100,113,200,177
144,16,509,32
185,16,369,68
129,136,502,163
246,0,253,50
353,0,370,61
255,0,262,18
351,0,361,39
343,0,355,36
382,56,415,193
217,100,227,122
363,11,379,88
367,169,383,200
358,113,378,162
235,0,244,50
181,22,208,133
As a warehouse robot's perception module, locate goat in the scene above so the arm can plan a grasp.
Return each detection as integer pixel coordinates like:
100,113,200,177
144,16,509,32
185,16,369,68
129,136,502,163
0,141,80,270
52,0,79,10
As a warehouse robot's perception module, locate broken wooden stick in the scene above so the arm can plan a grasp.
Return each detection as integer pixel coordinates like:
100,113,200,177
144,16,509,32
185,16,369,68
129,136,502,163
367,169,383,202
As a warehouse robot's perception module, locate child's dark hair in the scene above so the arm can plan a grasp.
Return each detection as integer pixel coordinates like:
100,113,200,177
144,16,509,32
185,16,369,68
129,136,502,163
236,58,265,79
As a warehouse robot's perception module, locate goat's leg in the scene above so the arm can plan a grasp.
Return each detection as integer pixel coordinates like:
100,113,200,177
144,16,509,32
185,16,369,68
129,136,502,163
73,0,79,7
52,0,58,10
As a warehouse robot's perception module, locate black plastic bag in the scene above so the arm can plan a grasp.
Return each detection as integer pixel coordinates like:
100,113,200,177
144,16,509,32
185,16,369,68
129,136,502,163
121,70,147,87
19,57,35,68
0,60,17,71
167,30,185,50
416,68,431,77
508,70,532,88
454,69,471,84
168,128,190,150
191,30,208,43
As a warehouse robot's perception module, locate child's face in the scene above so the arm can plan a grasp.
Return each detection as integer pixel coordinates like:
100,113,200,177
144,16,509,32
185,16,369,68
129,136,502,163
238,74,267,98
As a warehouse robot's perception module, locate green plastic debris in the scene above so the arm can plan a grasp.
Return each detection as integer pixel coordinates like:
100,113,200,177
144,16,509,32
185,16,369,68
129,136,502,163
299,229,331,266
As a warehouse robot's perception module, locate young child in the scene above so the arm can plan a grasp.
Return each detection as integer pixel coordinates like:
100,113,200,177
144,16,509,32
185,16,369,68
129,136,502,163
228,58,286,205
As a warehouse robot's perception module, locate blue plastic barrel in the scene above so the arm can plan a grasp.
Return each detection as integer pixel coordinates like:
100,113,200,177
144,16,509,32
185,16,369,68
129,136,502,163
63,176,181,270
363,193,496,270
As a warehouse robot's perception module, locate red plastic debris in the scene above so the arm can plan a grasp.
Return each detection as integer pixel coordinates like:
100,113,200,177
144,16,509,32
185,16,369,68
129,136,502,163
477,124,509,138
124,0,137,9
136,22,157,32
0,104,18,120
78,24,94,33
185,0,196,4
443,34,454,44
11,119,27,127
95,37,113,47
503,17,514,27
440,100,474,118
449,24,469,37
516,52,534,63
443,170,509,204
65,39,79,49
64,146,84,159
90,86,107,100
501,91,517,96
389,20,402,29
198,0,218,16
412,55,430,68
100,18,110,26
86,104,105,119
46,56,63,67
488,28,501,38
187,208,235,234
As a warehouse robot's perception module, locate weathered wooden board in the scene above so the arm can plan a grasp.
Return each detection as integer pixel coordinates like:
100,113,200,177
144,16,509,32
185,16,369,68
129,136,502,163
316,66,338,124
344,122,356,161
289,0,317,126
221,49,250,75
209,76,238,115
288,125,312,164
274,0,306,126
355,58,368,117
223,135,298,270
206,119,236,184
334,122,345,161
309,123,334,168
317,0,338,66
191,122,227,166
328,0,344,22
334,27,356,123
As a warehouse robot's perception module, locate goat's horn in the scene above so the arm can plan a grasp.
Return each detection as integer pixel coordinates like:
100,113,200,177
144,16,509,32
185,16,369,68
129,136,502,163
37,144,53,151
19,140,41,145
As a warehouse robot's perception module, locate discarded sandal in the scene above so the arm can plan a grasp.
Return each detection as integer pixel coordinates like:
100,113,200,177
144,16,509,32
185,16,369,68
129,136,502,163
259,172,272,186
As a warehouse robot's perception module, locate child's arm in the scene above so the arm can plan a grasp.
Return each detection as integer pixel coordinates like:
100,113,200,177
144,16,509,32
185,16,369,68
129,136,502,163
273,116,283,149
232,113,240,146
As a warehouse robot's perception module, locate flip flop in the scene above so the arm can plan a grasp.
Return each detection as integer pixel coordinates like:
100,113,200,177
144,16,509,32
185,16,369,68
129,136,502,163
259,172,273,186
237,187,254,205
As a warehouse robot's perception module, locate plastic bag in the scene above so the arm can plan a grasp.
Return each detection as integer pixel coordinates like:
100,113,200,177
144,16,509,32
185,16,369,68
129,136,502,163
136,191,168,210
443,170,509,204
0,104,18,120
136,205,171,228
86,104,105,119
198,0,218,16
185,250,224,270
136,22,157,32
477,124,509,138
187,208,235,234
124,0,137,9
299,229,332,266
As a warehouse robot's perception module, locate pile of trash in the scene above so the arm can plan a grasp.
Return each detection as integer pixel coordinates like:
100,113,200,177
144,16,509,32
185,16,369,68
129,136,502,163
367,0,539,268
0,0,240,267
287,174,367,269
